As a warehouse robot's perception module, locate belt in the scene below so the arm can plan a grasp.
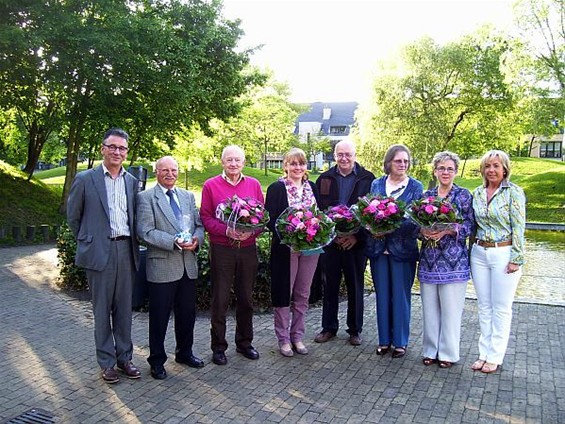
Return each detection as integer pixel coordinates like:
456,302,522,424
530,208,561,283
110,235,130,241
476,239,511,248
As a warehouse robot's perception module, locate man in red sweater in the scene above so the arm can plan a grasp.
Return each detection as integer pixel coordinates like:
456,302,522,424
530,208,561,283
200,145,264,365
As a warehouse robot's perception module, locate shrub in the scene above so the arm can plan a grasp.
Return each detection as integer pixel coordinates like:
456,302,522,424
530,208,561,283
56,221,88,291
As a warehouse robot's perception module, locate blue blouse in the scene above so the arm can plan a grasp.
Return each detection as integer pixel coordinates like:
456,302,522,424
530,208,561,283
365,176,424,262
417,184,475,284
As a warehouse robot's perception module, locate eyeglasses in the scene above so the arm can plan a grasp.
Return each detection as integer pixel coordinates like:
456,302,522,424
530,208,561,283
157,168,178,174
103,144,128,153
436,166,456,174
392,159,409,165
335,153,353,158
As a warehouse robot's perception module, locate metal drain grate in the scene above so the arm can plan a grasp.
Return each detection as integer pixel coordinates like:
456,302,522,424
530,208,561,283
3,408,56,424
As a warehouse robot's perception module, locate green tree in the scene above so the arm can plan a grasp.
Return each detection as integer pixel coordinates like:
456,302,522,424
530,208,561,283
213,72,300,173
0,0,256,212
356,30,516,184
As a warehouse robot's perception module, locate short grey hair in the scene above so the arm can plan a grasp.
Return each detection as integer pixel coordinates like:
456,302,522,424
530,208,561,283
221,145,245,161
432,151,460,170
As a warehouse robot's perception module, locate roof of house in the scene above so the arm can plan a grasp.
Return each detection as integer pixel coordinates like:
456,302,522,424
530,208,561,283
295,102,358,135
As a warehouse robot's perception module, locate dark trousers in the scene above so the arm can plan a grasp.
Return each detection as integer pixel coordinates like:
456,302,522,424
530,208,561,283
147,272,197,367
321,245,367,336
209,243,258,353
86,239,134,369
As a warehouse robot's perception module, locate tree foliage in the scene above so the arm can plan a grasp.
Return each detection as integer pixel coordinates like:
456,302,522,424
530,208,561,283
0,0,257,211
356,30,517,183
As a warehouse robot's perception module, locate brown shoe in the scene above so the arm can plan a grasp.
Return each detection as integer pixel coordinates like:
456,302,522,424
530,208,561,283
314,331,335,343
101,367,119,384
117,361,141,379
348,335,362,346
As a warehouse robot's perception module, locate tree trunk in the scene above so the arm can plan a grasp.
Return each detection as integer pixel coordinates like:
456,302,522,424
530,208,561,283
460,157,468,178
527,135,536,157
23,120,52,180
264,138,268,176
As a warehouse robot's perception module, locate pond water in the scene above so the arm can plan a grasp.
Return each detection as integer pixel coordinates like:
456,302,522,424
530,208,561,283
411,230,565,306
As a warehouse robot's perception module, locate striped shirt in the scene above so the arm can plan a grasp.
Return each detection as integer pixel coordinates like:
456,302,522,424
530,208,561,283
102,164,130,238
472,180,526,264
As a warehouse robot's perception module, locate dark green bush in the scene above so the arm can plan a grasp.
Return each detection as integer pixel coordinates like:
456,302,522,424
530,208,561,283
56,221,88,291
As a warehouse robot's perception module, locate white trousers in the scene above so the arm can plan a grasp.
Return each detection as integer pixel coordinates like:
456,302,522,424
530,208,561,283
470,244,522,365
421,282,467,363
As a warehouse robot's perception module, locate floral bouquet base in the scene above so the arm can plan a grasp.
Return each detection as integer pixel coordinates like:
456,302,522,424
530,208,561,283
326,204,360,237
216,195,269,234
275,205,336,253
354,194,405,238
408,196,462,248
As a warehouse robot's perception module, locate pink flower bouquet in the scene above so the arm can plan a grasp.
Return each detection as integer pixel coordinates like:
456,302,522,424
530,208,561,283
215,195,269,233
326,204,360,236
354,194,406,238
407,196,462,231
275,205,336,253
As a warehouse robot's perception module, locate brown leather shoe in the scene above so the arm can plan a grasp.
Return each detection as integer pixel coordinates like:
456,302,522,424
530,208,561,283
101,367,120,384
348,335,362,346
117,361,141,379
314,331,335,343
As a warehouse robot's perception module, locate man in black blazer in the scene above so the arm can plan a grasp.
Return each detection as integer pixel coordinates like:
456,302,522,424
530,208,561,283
67,128,141,384
313,140,375,346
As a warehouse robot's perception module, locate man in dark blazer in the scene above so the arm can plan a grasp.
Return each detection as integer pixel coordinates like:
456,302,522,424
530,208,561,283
136,156,205,379
67,128,141,384
313,140,375,346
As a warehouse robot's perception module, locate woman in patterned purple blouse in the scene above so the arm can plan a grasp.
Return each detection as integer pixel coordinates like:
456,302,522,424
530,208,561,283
417,151,475,369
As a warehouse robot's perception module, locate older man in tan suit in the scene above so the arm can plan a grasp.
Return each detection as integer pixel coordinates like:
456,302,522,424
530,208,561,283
137,156,205,379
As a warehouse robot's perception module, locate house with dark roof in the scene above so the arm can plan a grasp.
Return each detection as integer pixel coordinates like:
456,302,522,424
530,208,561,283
260,102,358,170
295,102,358,168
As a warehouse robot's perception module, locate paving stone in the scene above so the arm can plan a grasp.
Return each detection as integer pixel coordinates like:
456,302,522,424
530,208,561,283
0,245,564,423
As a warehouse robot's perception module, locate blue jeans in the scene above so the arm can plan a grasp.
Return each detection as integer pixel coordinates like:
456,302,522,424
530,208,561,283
369,254,416,348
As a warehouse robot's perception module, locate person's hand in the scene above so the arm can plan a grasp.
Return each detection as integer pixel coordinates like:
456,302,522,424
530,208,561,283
336,234,357,250
506,262,520,274
226,227,251,241
179,237,199,251
421,229,455,241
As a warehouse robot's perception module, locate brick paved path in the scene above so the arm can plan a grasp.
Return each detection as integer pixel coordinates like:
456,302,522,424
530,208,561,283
0,245,563,423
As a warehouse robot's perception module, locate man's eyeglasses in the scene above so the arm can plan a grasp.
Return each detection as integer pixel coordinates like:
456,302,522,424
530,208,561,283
335,153,353,158
103,144,128,153
436,166,456,174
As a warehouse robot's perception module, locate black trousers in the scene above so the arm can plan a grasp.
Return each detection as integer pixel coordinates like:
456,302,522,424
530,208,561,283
320,245,367,335
147,272,197,367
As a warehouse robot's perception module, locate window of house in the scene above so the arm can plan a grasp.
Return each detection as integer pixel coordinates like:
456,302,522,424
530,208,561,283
329,126,346,135
540,142,562,158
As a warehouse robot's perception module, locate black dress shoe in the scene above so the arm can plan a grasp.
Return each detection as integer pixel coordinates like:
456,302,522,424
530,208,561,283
150,365,167,380
176,355,205,368
212,351,227,366
236,346,259,360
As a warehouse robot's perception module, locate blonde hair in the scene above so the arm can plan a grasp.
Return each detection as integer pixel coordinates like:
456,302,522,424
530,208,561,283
283,148,309,181
479,150,511,185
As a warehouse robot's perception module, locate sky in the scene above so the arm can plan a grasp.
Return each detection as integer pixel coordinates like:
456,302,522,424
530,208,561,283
221,0,516,103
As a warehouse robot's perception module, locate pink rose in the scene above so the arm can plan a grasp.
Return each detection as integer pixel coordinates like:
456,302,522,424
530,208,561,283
424,205,437,214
